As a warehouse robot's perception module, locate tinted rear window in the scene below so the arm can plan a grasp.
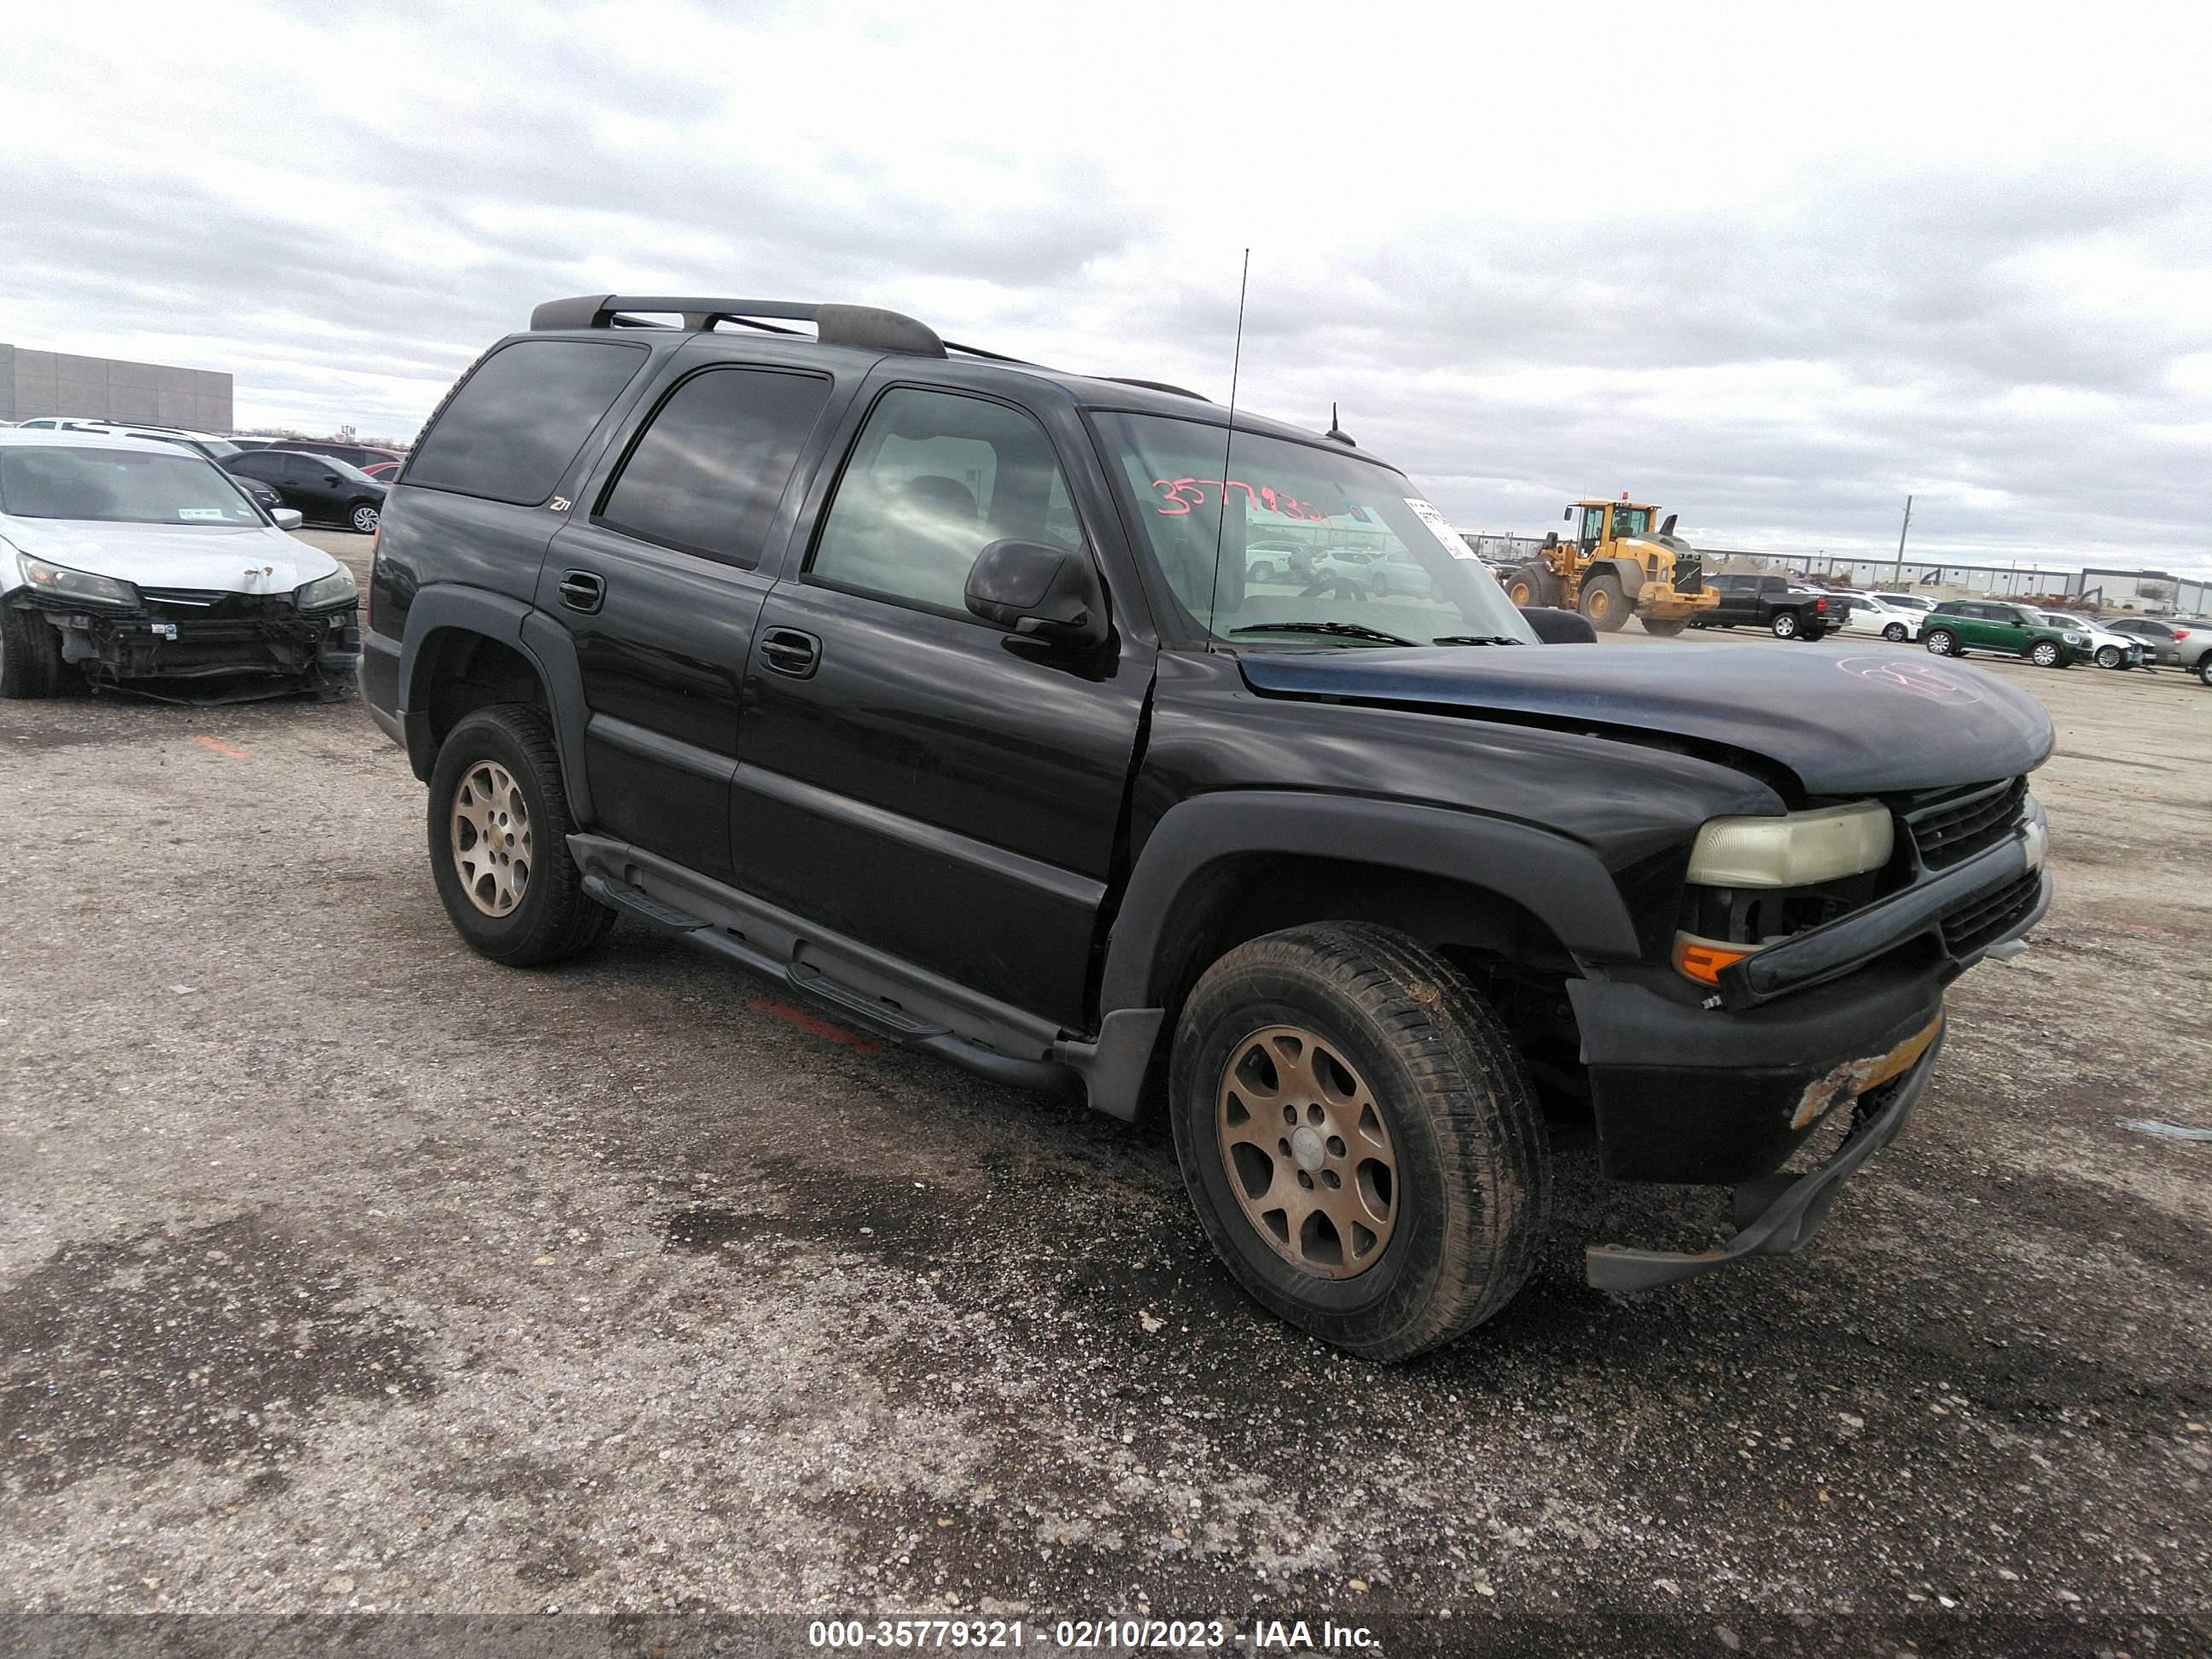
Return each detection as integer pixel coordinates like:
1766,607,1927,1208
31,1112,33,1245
407,340,648,505
597,366,835,568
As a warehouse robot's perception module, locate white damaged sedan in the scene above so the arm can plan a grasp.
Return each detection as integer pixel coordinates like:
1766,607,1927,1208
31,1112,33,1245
0,429,360,701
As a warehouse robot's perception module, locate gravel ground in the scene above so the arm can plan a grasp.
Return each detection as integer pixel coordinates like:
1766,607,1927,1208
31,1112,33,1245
2,544,2206,1655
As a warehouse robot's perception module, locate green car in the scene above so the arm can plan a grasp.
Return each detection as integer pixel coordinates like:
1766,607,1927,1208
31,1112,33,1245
1921,600,2093,668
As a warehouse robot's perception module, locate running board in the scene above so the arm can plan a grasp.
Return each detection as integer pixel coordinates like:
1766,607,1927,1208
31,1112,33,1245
581,870,1069,1091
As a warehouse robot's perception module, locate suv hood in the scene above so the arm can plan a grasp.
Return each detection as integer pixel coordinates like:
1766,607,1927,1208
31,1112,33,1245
0,516,341,596
1237,643,2054,795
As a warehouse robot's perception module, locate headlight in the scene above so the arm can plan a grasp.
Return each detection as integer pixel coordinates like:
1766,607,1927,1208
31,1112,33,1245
1685,800,1895,888
294,568,359,610
15,553,139,608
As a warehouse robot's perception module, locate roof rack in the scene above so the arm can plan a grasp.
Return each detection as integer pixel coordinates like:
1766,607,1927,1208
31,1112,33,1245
1099,376,1211,404
530,295,946,358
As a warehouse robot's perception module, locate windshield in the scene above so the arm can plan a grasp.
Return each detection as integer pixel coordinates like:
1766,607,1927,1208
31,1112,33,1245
0,445,265,526
1097,413,1536,648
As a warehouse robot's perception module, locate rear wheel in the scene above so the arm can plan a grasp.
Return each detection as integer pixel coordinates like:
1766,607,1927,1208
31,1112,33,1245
348,499,381,534
1249,560,1275,583
1924,627,1959,656
2029,640,2064,668
1169,923,1551,1360
427,704,615,966
0,606,62,699
1640,615,1688,637
1771,611,1800,638
2198,656,2212,687
1580,572,1627,632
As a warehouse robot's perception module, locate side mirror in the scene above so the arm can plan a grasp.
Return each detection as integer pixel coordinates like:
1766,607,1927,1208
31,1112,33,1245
272,507,305,531
1521,606,1597,643
965,539,1108,649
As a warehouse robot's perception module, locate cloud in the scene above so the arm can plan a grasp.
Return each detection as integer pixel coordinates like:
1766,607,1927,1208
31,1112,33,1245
2,0,2208,573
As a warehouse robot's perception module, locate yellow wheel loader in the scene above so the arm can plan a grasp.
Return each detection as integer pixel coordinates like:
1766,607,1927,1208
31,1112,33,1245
1503,498,1719,636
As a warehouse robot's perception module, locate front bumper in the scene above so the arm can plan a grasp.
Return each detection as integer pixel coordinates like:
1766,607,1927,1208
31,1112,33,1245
24,595,360,697
1569,799,2049,1189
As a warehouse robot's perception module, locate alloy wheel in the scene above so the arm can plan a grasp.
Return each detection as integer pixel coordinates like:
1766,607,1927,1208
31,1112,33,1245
451,759,531,916
352,504,381,533
1216,1024,1398,1279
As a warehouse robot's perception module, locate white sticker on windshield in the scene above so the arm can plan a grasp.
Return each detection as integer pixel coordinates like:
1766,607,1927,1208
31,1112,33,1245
1405,498,1476,559
178,508,228,521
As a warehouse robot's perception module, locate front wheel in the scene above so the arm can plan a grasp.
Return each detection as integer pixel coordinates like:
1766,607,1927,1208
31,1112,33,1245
2198,657,2212,687
1924,628,1959,656
1883,622,1908,642
349,500,381,534
1580,572,1627,632
427,704,615,966
1169,923,1551,1360
1640,616,1688,637
0,605,63,699
2029,640,2064,668
2095,644,2122,670
1771,611,1800,638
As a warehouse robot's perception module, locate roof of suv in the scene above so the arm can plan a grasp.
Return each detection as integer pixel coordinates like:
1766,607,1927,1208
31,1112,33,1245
0,428,185,456
521,293,1361,458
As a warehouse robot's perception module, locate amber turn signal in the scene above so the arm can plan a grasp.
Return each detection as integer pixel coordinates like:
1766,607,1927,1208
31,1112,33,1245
1673,934,1753,986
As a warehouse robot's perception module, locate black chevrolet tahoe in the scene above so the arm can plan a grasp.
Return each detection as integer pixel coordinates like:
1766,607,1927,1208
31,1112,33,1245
363,294,2053,1359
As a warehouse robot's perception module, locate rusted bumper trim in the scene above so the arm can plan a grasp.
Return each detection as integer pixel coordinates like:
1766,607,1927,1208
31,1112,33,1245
1585,1021,1944,1293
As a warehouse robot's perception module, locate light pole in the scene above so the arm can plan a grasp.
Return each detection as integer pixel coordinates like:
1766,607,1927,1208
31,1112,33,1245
1890,494,1913,588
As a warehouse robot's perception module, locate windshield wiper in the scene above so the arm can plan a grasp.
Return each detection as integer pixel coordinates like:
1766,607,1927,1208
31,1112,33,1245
1229,621,1418,647
1431,634,1526,646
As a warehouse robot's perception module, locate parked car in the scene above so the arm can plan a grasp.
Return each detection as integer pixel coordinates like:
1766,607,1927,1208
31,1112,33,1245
1921,601,2092,667
1850,593,1926,642
361,459,404,482
2104,616,2212,685
229,473,288,515
274,438,406,470
0,430,358,701
11,418,244,465
224,449,387,533
1692,572,1838,639
2028,610,2148,671
1364,547,1441,599
361,290,2052,1359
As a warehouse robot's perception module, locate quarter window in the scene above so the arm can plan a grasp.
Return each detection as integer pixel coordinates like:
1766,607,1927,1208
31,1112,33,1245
808,387,1078,614
597,367,835,568
407,339,649,506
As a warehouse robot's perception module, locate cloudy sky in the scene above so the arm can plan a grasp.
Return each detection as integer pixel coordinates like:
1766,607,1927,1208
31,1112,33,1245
5,0,2209,573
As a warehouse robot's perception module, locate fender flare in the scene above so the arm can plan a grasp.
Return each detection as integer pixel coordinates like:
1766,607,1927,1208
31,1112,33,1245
1592,556,1644,598
1097,791,1644,1015
396,585,595,824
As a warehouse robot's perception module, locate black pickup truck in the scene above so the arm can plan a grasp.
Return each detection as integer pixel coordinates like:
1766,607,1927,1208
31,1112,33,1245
362,294,2053,1359
1694,572,1840,639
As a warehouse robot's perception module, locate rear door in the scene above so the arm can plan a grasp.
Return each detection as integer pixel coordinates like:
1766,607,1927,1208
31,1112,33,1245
731,376,1150,1027
536,350,847,885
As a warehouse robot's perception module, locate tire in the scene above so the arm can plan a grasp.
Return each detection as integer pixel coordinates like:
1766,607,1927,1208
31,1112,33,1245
1249,561,1274,583
1770,611,1800,639
2197,656,2212,688
1506,564,1560,608
427,704,615,967
1579,571,1627,632
2029,640,2064,668
1640,616,1688,637
2095,644,2122,670
1802,626,1828,642
1370,572,1389,597
1882,623,1907,642
1168,922,1551,1360
1924,628,1959,656
0,605,62,699
348,500,381,534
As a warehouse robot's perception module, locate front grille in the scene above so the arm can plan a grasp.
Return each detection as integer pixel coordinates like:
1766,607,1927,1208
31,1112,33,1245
1672,554,1703,593
141,588,298,620
1939,870,2041,957
1901,777,2027,870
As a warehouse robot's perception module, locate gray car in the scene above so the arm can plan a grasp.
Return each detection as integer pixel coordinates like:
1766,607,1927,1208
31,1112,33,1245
2105,618,2212,685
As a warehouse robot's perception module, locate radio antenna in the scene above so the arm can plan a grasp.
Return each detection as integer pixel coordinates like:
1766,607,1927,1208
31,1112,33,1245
1205,248,1251,645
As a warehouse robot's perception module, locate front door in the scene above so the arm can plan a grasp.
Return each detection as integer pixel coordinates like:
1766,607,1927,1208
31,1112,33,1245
732,381,1150,1027
538,359,844,885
